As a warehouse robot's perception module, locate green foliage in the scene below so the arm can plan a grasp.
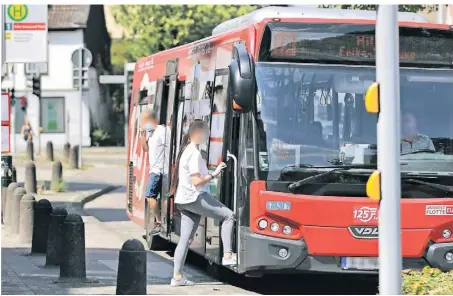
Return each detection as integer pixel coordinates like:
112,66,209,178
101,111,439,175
91,127,111,147
319,5,437,13
110,5,257,64
402,267,453,295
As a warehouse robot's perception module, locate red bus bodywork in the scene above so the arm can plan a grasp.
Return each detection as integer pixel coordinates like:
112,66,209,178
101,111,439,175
126,14,453,275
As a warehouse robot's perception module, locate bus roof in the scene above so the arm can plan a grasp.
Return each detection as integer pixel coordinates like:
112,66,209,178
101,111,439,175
212,6,429,36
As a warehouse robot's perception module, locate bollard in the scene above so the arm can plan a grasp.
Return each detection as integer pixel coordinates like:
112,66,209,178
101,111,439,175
27,140,34,161
25,162,37,194
31,199,53,254
4,182,18,226
46,207,68,266
63,142,70,162
60,214,86,279
10,187,27,235
12,166,17,183
51,161,63,192
46,141,54,161
19,194,36,243
69,146,79,169
116,239,147,295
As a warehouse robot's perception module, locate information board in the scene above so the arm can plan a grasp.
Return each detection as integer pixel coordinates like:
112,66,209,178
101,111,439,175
1,92,10,123
1,125,10,154
4,5,48,63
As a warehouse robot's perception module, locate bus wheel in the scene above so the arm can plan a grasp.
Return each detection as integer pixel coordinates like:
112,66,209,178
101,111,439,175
145,202,168,251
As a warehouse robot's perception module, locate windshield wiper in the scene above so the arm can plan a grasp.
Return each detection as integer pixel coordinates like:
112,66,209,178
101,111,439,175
403,178,453,193
401,149,436,156
287,164,376,193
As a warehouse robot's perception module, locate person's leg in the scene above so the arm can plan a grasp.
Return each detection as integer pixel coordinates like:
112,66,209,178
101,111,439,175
172,207,201,286
183,192,235,264
144,173,163,236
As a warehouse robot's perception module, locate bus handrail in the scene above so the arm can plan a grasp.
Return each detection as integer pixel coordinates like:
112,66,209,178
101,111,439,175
227,150,238,215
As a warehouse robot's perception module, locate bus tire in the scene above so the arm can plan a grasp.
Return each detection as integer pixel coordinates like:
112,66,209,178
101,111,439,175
145,201,168,251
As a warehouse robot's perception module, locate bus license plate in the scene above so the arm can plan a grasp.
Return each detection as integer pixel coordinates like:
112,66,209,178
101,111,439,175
340,257,379,270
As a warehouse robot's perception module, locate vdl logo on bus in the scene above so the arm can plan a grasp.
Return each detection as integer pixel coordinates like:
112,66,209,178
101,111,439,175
7,5,28,22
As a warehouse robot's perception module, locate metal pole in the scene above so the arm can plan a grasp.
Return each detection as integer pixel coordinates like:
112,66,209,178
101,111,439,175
11,65,16,154
123,64,128,147
78,48,83,169
1,5,5,66
376,5,402,295
438,4,445,24
36,74,41,156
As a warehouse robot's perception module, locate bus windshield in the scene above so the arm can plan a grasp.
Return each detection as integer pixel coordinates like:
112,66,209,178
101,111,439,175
255,63,453,180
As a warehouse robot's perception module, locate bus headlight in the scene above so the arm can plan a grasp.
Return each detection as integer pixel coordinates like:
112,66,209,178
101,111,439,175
270,222,279,232
282,225,292,235
258,219,268,229
442,229,451,239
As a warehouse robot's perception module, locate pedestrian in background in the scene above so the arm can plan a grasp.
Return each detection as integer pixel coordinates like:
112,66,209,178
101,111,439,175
21,120,34,142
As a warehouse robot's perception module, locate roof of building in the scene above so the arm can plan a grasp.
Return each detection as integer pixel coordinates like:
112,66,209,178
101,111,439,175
48,5,91,29
212,6,429,36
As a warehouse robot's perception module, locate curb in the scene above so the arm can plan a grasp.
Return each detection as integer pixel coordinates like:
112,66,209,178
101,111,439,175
76,185,121,206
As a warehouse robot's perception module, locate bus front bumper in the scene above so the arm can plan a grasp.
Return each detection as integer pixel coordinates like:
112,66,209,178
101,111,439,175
240,228,453,275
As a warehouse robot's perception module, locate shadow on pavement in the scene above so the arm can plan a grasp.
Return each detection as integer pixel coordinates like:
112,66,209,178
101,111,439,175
17,181,118,193
83,208,129,222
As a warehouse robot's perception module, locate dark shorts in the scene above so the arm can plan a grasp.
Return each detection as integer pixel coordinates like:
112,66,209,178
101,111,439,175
145,173,162,199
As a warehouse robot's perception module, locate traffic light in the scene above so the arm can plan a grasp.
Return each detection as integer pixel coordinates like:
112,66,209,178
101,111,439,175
10,88,15,106
32,76,41,98
20,96,27,112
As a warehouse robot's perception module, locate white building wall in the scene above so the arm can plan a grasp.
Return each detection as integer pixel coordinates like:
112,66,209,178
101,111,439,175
2,29,101,152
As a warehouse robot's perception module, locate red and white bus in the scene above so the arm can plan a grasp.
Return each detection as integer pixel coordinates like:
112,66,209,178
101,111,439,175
126,6,453,276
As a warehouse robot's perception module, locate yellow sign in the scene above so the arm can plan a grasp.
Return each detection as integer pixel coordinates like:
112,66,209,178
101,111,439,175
5,32,11,40
7,5,28,22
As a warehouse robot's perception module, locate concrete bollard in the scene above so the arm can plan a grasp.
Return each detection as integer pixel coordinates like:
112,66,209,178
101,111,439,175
10,187,27,235
46,207,68,266
116,239,147,295
51,161,63,192
63,142,70,162
69,146,79,169
25,162,37,194
27,140,34,161
19,194,36,243
60,214,86,279
4,182,18,226
12,166,17,183
31,199,53,254
46,141,54,161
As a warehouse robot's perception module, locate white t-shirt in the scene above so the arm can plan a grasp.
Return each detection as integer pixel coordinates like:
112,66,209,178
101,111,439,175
175,143,209,204
148,125,171,174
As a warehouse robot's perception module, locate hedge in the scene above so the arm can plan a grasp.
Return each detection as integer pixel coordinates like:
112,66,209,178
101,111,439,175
402,267,453,295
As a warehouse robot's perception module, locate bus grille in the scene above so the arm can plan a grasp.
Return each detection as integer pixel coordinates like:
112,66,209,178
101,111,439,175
127,161,134,213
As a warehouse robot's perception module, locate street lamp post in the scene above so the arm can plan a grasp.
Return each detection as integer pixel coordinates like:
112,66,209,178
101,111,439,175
376,5,402,295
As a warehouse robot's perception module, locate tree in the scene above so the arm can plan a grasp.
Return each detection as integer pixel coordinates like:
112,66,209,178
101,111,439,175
110,5,257,65
318,5,437,13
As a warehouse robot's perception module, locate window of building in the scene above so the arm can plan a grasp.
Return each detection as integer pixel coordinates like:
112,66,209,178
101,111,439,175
40,97,65,133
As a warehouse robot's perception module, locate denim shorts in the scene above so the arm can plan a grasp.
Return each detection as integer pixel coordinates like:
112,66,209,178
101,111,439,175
145,173,162,199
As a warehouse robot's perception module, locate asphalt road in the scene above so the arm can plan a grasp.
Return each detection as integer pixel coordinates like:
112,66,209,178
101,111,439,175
84,186,379,295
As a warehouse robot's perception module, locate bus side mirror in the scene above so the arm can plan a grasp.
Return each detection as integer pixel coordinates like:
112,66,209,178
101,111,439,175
229,43,255,113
